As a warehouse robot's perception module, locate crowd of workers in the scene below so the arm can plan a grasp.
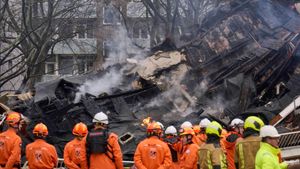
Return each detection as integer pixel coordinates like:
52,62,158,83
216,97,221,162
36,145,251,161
0,111,300,169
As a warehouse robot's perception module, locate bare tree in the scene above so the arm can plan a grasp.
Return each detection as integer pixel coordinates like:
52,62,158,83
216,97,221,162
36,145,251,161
140,0,222,46
0,0,95,91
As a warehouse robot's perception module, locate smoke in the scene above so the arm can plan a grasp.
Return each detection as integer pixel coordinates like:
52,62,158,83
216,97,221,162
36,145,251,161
74,26,147,103
74,68,123,103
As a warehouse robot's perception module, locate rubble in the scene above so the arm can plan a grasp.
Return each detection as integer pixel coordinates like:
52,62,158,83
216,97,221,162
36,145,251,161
1,0,300,161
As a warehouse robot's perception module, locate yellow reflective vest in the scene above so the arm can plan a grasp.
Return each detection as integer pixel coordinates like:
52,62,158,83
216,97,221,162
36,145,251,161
198,143,227,169
255,142,288,169
235,135,261,169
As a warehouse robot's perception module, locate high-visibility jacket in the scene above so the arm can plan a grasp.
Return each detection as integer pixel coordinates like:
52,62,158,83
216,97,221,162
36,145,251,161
26,139,58,169
88,132,124,169
134,136,172,169
198,143,227,169
0,128,22,169
235,136,261,169
64,138,88,169
179,143,199,169
223,131,242,169
255,142,288,169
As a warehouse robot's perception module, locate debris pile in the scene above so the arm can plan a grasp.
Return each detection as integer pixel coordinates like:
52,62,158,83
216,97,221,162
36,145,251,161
1,0,300,161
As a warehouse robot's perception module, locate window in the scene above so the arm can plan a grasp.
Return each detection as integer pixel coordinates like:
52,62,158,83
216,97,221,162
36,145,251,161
74,55,96,74
132,26,140,38
103,41,112,57
132,23,149,39
103,5,121,25
76,24,86,39
45,63,55,75
59,56,74,75
45,55,57,75
86,22,94,38
76,22,95,39
141,28,148,39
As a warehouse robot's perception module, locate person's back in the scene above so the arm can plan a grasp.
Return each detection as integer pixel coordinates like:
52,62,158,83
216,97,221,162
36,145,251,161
235,116,264,169
134,136,171,169
26,139,58,169
26,123,58,169
0,128,22,168
198,143,227,169
64,122,88,169
198,121,227,169
87,131,123,169
86,112,123,169
0,112,22,169
235,135,261,169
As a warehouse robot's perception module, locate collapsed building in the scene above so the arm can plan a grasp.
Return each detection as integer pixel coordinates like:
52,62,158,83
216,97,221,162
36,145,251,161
1,0,300,162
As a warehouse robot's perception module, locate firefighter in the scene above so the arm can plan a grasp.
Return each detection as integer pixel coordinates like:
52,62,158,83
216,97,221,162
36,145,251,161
0,112,22,169
64,122,88,169
198,121,227,169
164,125,180,169
26,123,58,169
180,121,200,145
223,118,244,169
134,122,172,169
180,121,193,130
86,111,123,169
197,118,211,146
234,116,264,169
255,125,288,169
179,127,199,169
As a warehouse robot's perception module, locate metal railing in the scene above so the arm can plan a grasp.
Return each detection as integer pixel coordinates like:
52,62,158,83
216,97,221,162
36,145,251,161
279,131,300,148
22,159,135,169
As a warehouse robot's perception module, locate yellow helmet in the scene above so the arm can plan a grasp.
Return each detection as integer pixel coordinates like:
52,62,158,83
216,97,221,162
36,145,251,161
180,127,195,136
244,116,264,131
206,121,223,137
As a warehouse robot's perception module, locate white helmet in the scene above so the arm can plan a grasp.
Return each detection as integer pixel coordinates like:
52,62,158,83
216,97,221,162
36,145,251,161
199,118,211,128
230,118,244,127
93,112,108,124
165,126,177,135
259,125,280,138
181,121,192,129
156,121,164,130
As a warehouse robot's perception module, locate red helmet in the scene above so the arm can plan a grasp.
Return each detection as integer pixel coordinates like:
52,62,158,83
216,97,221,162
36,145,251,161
6,112,21,127
33,123,48,136
72,122,88,137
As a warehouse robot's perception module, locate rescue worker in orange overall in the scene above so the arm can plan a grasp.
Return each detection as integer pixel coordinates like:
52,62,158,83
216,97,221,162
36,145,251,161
86,111,123,169
64,122,88,169
179,127,199,169
180,121,200,145
197,118,211,146
198,121,227,169
164,125,180,169
26,123,58,169
0,112,22,169
223,118,244,169
134,122,172,169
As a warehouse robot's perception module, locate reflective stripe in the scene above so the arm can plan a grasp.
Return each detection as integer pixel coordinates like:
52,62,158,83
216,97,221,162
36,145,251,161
238,143,245,169
207,150,213,169
220,153,227,169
